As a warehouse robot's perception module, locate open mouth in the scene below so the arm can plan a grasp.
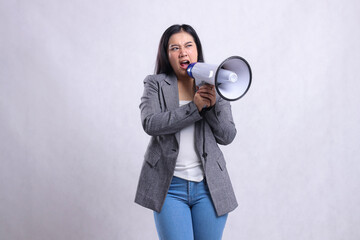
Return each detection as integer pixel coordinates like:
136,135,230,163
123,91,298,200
180,60,190,69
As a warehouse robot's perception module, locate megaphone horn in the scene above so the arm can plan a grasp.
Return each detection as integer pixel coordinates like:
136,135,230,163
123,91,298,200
187,56,252,101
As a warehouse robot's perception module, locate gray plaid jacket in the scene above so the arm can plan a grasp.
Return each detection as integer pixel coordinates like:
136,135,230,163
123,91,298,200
134,73,238,216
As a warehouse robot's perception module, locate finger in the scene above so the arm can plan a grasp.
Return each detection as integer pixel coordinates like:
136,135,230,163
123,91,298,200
199,93,215,106
197,86,215,93
199,96,212,105
198,91,215,99
198,85,214,91
203,83,215,88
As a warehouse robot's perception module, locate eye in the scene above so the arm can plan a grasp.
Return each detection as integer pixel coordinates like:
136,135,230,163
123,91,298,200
170,47,179,51
185,44,193,48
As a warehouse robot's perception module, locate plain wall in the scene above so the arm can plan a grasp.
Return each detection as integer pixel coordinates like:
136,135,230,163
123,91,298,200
1,0,360,239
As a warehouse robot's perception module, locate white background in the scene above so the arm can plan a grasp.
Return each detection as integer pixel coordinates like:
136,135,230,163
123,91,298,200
1,0,360,239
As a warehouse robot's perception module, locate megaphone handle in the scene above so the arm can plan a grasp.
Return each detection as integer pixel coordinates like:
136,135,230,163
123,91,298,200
199,81,205,87
195,83,207,92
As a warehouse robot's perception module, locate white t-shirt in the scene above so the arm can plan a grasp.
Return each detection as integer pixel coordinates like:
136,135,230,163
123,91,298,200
173,100,204,182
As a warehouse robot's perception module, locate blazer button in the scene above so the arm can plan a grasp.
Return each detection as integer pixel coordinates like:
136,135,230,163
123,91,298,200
185,110,190,115
202,152,208,158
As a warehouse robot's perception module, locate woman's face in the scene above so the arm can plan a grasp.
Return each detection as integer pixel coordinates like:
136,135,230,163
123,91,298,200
167,31,198,79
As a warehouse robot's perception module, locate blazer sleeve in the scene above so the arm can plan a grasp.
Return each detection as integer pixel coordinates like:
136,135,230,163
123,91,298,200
140,75,203,136
202,97,237,145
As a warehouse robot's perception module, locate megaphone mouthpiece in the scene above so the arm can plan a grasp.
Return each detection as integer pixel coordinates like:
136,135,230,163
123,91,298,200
186,63,196,78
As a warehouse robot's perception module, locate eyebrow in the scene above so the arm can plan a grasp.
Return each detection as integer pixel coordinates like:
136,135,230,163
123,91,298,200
169,41,193,48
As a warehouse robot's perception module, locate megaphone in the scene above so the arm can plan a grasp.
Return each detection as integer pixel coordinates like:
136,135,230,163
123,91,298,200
187,56,252,101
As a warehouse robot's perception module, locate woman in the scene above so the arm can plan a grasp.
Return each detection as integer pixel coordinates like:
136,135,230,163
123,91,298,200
135,24,238,240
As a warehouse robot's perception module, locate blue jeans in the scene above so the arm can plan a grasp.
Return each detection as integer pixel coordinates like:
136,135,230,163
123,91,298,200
154,176,228,240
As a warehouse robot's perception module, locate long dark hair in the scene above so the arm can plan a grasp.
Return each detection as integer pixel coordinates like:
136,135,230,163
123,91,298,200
155,24,204,75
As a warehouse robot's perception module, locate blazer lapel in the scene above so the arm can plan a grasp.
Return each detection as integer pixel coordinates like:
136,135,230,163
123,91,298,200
161,74,179,110
161,74,180,144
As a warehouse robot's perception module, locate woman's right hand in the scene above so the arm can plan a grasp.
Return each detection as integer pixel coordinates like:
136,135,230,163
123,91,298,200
194,84,215,112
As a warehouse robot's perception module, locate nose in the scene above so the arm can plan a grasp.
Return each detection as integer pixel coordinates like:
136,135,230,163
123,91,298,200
179,48,187,58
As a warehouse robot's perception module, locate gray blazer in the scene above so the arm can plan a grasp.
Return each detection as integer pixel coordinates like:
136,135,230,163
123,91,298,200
135,73,238,216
